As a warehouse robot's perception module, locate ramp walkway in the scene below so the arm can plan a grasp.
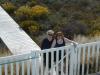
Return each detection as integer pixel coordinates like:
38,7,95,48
0,6,41,55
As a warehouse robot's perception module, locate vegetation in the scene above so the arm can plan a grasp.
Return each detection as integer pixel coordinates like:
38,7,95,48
32,5,49,17
2,2,16,14
0,1,100,74
15,6,32,21
0,0,100,45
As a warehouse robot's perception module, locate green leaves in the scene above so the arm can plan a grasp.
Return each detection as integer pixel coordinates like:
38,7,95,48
20,20,40,33
2,2,16,14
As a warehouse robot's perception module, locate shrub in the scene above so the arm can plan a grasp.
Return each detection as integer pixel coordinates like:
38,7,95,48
2,2,16,14
0,0,6,4
27,0,37,6
10,0,28,4
60,20,89,39
91,30,100,36
32,5,49,17
28,25,39,33
20,20,40,35
15,6,32,20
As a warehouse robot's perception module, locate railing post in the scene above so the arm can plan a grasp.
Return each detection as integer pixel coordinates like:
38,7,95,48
69,45,78,75
73,45,78,75
35,52,40,75
31,51,40,75
69,45,75,75
31,52,36,75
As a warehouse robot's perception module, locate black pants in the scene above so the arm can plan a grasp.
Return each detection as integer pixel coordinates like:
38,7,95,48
54,50,61,62
43,52,51,69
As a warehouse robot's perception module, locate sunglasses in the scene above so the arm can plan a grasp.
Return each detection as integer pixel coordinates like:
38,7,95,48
57,34,62,36
48,34,53,36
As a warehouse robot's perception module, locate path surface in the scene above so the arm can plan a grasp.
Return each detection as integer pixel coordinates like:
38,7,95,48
89,72,100,75
0,6,41,55
89,73,96,75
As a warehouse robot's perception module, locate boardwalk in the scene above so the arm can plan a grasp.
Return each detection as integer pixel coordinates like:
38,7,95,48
89,73,96,75
0,6,41,54
0,6,100,75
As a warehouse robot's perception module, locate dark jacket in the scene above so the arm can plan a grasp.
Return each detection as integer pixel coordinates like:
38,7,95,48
41,38,53,49
41,38,53,68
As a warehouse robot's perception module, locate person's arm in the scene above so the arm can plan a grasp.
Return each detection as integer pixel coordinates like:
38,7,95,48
64,37,78,46
64,37,76,43
51,39,56,48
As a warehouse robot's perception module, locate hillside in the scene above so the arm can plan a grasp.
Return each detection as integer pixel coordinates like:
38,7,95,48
0,0,100,45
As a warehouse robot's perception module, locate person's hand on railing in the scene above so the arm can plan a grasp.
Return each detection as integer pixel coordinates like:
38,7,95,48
73,42,78,48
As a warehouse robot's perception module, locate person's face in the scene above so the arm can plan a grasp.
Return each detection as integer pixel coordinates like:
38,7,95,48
47,33,53,39
57,34,62,39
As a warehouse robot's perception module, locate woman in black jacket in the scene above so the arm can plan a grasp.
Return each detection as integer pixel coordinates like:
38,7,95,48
41,30,54,69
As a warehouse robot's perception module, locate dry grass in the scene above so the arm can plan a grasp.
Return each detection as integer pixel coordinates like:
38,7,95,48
74,36,100,74
0,48,12,57
73,35,100,43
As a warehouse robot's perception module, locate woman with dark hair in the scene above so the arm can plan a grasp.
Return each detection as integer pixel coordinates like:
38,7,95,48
51,31,78,74
51,31,78,61
51,31,77,48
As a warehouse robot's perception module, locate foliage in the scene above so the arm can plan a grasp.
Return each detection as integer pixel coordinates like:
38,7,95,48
10,0,29,4
27,0,37,6
15,6,32,20
89,17,100,36
32,5,49,17
0,0,100,43
60,20,89,39
0,0,6,4
2,2,16,14
20,20,40,35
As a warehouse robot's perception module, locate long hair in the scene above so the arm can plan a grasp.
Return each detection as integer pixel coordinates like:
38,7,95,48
55,31,64,39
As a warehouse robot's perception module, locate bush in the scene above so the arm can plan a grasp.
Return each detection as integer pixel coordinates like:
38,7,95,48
32,5,49,17
91,30,100,36
15,6,32,20
10,0,28,4
0,0,6,4
27,0,37,6
2,2,16,14
60,20,89,39
20,20,40,35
